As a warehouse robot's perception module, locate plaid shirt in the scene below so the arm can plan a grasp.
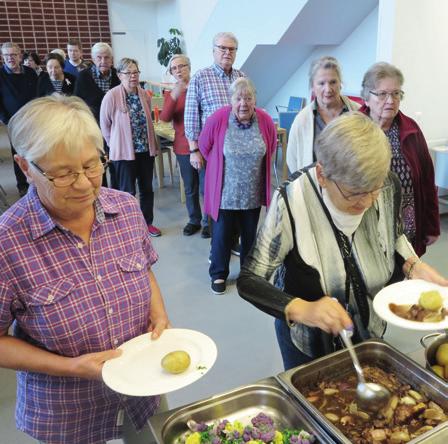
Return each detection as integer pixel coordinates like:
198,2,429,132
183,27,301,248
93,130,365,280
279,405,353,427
91,64,112,93
184,63,245,141
0,186,160,443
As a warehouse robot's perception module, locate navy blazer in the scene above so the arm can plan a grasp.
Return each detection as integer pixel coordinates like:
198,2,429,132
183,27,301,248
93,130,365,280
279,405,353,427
0,65,37,123
74,67,120,122
37,72,77,97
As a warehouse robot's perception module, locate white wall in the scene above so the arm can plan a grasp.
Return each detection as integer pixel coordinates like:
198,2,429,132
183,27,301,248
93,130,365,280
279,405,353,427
378,0,448,143
108,0,160,81
264,7,378,115
176,0,305,74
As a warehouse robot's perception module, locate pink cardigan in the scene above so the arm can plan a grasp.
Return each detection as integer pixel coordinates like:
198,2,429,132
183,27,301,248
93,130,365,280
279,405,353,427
199,106,277,221
100,84,158,160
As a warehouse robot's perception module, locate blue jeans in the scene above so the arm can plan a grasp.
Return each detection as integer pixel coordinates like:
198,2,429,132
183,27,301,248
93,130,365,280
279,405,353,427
274,318,314,371
209,208,260,281
113,152,155,224
176,154,207,227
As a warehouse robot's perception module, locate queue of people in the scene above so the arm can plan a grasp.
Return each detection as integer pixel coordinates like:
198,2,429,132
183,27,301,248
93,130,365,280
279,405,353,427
0,29,446,444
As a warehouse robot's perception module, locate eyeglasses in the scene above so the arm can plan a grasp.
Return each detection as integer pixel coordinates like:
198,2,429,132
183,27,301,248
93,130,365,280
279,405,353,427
170,63,188,73
369,90,404,101
214,45,237,53
2,53,19,58
120,70,140,77
332,180,390,202
31,159,107,187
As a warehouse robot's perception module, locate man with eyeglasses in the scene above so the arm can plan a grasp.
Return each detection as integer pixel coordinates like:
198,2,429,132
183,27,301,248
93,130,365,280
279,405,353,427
75,42,120,188
0,42,38,196
184,32,245,240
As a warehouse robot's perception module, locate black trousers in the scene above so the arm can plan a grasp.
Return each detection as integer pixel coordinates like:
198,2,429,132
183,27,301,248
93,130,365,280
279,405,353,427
112,152,155,225
209,207,260,281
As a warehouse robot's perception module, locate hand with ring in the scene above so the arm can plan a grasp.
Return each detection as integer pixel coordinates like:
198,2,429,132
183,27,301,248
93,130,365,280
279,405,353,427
190,151,204,170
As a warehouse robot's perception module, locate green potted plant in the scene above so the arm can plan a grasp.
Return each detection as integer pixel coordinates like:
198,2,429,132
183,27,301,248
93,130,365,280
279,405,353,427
157,28,183,67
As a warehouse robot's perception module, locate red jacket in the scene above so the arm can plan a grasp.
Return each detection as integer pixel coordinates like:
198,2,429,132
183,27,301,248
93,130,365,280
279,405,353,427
160,90,189,155
360,105,440,256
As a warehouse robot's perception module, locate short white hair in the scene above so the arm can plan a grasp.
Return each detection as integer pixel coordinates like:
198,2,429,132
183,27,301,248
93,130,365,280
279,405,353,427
1,42,21,53
167,54,191,72
8,95,104,162
315,112,391,190
51,48,66,59
91,42,112,58
230,77,256,102
213,32,238,48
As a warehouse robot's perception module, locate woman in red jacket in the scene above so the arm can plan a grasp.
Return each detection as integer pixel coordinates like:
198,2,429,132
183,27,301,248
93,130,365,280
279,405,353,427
160,55,209,238
360,62,439,256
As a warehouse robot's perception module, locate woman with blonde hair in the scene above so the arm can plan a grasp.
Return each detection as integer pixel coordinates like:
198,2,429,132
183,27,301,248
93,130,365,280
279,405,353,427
286,56,360,173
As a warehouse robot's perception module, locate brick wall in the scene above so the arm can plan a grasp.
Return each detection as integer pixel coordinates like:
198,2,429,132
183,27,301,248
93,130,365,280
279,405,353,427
0,0,111,62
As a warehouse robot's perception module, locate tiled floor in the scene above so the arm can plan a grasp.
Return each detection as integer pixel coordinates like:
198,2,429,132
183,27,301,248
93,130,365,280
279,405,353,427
0,125,447,443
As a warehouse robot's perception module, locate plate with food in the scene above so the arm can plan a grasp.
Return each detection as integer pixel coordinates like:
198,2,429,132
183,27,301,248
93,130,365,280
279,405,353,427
102,328,217,396
373,279,448,330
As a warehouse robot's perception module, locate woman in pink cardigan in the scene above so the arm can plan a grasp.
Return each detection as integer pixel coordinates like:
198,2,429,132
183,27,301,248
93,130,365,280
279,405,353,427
100,58,161,237
199,78,277,294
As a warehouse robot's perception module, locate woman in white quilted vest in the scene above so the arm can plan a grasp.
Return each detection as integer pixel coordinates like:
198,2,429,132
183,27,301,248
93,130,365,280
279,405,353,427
286,56,360,174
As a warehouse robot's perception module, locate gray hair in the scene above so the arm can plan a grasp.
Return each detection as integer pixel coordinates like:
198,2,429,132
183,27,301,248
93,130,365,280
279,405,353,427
167,54,191,72
229,77,257,102
1,42,20,53
91,42,113,58
116,57,139,73
315,112,391,190
308,56,342,89
51,48,66,59
8,95,104,162
361,62,404,100
213,32,238,48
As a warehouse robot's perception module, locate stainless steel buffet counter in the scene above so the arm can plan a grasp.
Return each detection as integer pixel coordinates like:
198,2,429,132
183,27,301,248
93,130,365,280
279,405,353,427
149,339,448,444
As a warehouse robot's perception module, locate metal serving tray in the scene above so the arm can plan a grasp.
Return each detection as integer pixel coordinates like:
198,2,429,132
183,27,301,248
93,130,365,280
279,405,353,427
277,339,448,444
149,377,335,443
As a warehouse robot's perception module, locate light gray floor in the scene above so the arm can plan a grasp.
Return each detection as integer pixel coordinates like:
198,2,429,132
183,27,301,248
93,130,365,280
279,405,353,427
0,125,447,443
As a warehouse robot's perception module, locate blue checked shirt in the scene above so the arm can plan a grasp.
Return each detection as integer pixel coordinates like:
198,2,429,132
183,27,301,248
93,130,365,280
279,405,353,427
91,64,112,93
184,63,245,141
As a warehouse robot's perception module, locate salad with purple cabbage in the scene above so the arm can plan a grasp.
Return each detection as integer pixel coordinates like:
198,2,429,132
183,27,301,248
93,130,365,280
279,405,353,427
179,412,316,444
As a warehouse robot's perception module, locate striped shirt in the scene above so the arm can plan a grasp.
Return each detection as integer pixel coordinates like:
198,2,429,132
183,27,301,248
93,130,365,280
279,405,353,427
184,63,245,141
0,186,160,443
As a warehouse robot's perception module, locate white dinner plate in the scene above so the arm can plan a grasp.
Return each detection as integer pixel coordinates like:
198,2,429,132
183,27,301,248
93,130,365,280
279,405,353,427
373,279,448,331
102,328,217,396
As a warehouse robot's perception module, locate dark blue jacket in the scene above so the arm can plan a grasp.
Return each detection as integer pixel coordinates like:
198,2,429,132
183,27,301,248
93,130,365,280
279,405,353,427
0,65,38,124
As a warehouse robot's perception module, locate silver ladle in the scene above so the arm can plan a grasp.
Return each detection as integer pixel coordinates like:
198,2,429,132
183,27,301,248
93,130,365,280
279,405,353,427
339,329,391,412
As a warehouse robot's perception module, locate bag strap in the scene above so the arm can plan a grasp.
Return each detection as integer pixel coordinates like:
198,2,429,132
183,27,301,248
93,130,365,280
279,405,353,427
304,170,370,327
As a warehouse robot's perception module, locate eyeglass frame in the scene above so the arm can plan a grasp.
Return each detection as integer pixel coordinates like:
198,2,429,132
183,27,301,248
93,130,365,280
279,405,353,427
30,159,107,187
2,52,20,58
369,90,404,101
169,63,188,73
332,179,389,202
119,70,140,77
214,44,238,53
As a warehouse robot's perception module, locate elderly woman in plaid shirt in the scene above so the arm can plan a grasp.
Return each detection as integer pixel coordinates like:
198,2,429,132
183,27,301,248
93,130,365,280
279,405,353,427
0,95,170,444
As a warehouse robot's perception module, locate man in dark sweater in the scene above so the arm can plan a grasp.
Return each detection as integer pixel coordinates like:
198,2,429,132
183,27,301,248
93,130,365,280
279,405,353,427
74,42,120,187
0,42,37,196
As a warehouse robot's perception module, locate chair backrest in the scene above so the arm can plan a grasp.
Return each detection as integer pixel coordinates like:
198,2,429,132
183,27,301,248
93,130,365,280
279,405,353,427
346,95,364,105
287,96,305,112
278,111,298,136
